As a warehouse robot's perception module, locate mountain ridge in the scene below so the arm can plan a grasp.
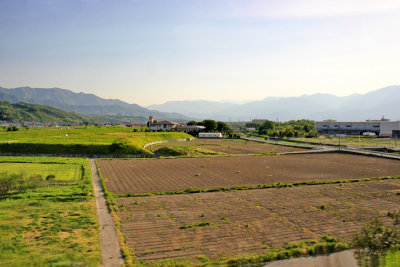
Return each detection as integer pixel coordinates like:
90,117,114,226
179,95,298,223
0,86,189,122
147,85,400,121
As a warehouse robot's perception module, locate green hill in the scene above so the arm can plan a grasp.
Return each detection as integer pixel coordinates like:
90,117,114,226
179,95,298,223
0,101,95,124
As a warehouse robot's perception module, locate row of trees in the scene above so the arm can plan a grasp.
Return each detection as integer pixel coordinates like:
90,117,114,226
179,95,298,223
187,119,237,137
245,119,318,138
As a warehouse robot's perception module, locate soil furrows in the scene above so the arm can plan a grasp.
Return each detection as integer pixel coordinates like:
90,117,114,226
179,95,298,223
99,153,400,194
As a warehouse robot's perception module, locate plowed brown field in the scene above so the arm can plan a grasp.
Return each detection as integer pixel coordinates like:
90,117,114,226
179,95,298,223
116,180,400,261
149,138,303,154
98,153,400,194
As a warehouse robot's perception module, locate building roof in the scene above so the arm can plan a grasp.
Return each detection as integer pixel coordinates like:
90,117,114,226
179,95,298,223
176,125,205,130
151,120,178,125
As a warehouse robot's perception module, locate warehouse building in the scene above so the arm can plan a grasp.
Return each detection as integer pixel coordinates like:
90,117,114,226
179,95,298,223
317,120,400,137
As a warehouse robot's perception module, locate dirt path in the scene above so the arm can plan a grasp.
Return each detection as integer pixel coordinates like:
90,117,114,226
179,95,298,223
264,250,358,267
90,159,124,267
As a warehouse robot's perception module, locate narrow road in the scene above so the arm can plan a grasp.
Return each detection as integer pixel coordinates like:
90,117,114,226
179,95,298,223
90,159,124,267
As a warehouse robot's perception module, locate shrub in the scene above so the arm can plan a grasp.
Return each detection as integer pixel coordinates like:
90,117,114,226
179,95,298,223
0,172,44,195
46,174,56,181
352,218,400,253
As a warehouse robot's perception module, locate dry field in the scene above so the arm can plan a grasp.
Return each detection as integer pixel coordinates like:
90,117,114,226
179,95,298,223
149,138,303,154
116,179,400,261
98,153,400,194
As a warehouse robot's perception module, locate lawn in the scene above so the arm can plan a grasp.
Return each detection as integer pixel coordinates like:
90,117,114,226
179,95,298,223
0,156,100,266
0,126,192,154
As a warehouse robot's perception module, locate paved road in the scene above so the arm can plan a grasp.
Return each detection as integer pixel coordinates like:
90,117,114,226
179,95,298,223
90,159,124,267
264,250,358,267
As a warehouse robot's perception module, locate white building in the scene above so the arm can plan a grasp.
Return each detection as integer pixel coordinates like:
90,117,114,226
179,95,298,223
148,116,178,132
198,132,223,138
317,120,400,137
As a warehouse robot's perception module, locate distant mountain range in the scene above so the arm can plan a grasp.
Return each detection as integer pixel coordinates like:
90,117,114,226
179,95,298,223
1,85,399,122
0,87,189,122
147,86,400,121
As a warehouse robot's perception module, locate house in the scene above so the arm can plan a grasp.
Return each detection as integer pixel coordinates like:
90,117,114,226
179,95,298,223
198,132,223,138
148,116,178,132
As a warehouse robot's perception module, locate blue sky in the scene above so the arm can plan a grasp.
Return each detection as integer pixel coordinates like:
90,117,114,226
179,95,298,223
1,0,399,105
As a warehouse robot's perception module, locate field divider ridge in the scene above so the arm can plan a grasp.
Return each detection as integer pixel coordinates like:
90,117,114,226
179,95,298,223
112,175,400,198
142,138,195,149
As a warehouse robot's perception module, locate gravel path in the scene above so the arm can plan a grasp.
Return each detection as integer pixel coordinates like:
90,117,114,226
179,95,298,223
90,159,124,267
264,250,358,267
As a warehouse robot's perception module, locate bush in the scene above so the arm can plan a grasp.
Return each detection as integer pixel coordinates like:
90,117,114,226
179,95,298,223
0,172,44,195
46,174,56,181
352,218,400,253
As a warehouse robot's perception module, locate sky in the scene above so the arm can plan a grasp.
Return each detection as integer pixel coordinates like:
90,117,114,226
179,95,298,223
0,0,399,106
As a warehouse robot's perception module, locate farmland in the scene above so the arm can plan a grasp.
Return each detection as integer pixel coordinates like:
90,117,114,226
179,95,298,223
0,156,100,266
282,136,400,149
116,179,400,263
98,153,400,194
0,126,192,154
149,138,303,155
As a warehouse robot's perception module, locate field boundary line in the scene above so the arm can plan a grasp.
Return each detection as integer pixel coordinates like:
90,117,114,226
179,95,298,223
112,175,400,198
142,138,195,149
340,148,400,161
240,136,324,150
90,159,124,267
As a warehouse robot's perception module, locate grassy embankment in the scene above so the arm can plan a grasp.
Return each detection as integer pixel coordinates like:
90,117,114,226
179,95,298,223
153,146,223,157
284,136,399,149
0,156,100,266
0,126,192,154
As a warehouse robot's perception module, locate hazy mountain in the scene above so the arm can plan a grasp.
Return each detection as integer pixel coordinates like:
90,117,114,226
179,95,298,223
147,86,400,121
0,101,95,124
0,87,189,122
147,100,236,119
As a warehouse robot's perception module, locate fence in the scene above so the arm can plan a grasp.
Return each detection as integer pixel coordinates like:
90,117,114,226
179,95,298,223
0,152,159,159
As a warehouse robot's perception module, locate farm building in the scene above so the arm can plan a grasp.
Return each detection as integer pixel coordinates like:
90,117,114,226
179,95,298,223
148,116,206,133
198,132,223,138
317,120,400,137
148,116,178,132
175,125,205,133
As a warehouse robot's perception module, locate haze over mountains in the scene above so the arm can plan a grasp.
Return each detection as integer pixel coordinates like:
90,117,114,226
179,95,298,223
148,86,400,121
0,85,399,122
0,87,188,122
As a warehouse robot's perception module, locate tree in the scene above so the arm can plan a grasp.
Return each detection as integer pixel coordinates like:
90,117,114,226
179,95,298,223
303,124,311,133
353,218,400,253
217,121,233,135
203,119,218,132
258,120,275,135
187,121,197,126
245,122,260,129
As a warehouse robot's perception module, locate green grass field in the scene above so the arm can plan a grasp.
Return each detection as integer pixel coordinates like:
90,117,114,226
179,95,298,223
0,156,100,266
0,126,192,154
0,162,81,181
